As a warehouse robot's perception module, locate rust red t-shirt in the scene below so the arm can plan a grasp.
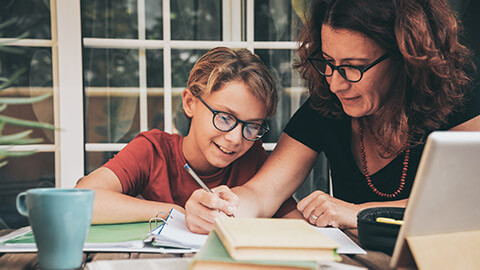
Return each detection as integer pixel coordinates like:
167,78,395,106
103,129,296,217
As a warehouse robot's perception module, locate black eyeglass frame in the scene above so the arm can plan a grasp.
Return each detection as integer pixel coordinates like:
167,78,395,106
198,97,270,142
307,47,390,83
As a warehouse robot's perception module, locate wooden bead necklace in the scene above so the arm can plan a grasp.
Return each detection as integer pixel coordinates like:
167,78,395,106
358,118,410,198
364,118,408,158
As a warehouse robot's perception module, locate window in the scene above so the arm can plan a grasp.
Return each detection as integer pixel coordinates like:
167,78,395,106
0,0,308,228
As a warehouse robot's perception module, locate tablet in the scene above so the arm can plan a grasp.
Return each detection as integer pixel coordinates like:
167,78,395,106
390,131,480,269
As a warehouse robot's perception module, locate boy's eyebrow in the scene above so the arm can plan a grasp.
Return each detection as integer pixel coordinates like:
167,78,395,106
214,105,265,122
322,52,370,62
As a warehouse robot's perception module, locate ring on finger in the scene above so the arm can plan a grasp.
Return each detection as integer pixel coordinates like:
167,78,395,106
311,214,318,220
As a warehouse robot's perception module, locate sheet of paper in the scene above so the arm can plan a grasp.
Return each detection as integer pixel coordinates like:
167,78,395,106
0,224,195,254
152,209,208,249
315,227,366,254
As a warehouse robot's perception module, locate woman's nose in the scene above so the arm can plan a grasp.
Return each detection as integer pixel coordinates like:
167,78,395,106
327,70,350,94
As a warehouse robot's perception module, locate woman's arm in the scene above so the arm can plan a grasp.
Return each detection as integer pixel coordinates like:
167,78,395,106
75,167,184,224
234,133,319,217
450,114,480,131
185,133,318,233
295,115,480,229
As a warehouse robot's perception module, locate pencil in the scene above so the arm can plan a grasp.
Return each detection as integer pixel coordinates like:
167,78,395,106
183,163,235,217
184,163,213,192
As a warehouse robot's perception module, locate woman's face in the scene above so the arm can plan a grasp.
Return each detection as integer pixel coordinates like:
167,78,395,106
321,24,396,118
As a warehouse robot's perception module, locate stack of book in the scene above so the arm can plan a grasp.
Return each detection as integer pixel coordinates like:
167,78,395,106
189,217,341,270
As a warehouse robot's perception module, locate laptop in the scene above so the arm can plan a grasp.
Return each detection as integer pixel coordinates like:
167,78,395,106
390,131,480,269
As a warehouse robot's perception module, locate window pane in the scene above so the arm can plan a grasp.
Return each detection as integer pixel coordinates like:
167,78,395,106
145,0,163,40
81,0,138,39
146,49,164,87
83,48,139,87
0,153,55,229
84,48,140,143
85,151,117,174
0,0,51,39
0,48,54,144
256,49,304,143
146,49,165,131
171,0,222,40
254,0,302,41
172,92,188,135
171,49,208,87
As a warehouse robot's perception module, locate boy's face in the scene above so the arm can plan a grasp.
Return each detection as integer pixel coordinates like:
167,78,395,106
183,80,267,174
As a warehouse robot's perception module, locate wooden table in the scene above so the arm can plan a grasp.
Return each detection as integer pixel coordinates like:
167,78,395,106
0,228,392,270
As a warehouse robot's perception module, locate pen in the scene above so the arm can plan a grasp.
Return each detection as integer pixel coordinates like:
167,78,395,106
184,163,235,217
375,217,404,226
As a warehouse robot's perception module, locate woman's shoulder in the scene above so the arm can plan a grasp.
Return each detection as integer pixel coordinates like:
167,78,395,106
445,66,480,129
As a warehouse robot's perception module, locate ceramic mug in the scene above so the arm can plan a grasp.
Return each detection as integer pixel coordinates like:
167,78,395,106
16,188,95,269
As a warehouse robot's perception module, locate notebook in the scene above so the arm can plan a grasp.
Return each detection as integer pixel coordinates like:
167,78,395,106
150,208,208,249
390,131,480,269
214,217,339,261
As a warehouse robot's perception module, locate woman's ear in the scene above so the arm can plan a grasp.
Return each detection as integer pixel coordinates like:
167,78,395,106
182,88,196,118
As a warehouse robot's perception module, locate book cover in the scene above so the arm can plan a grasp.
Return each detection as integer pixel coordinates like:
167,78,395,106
189,231,319,270
214,217,339,261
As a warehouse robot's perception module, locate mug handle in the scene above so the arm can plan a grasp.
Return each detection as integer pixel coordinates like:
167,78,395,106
16,192,28,217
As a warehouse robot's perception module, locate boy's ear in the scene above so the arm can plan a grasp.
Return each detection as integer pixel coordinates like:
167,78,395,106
182,88,196,118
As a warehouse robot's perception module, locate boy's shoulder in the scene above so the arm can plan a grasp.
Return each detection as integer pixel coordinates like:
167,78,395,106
132,129,183,149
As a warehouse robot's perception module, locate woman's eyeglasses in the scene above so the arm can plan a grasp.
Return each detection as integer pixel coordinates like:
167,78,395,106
307,47,390,83
198,97,269,141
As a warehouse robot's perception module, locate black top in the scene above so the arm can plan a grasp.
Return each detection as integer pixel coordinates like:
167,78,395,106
284,84,480,204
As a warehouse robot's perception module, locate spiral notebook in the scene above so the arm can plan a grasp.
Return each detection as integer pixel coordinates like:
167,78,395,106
149,208,208,249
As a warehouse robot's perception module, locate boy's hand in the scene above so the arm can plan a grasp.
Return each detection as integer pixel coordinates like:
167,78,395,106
185,185,238,234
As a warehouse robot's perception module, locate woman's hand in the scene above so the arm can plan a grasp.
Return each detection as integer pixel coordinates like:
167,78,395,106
297,190,361,229
185,185,239,234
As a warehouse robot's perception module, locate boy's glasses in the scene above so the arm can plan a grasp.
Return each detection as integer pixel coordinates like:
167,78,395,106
307,47,390,83
198,97,269,141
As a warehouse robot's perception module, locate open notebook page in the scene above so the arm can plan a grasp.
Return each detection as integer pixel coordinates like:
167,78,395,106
151,209,208,249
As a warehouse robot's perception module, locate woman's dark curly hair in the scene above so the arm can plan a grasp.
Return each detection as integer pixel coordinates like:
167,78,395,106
295,0,475,147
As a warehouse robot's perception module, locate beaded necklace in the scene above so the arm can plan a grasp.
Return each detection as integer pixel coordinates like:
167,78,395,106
358,118,410,198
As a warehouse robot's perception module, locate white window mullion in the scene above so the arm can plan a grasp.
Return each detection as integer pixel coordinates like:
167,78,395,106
138,0,148,132
223,0,242,42
163,0,172,133
222,0,232,41
246,0,254,52
55,0,85,187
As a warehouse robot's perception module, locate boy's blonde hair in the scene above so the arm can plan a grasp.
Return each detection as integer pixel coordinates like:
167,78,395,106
187,47,277,117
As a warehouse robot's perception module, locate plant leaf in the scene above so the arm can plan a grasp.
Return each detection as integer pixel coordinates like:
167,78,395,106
0,160,8,168
0,69,25,91
0,150,37,157
0,93,51,105
0,115,56,130
0,130,44,144
0,46,24,54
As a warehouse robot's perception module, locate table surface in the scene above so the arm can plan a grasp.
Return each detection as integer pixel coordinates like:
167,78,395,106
0,228,392,270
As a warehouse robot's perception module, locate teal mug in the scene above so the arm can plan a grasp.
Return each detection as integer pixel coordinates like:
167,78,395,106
16,188,95,270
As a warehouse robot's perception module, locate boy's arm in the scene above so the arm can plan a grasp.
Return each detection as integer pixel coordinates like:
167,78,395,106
75,167,184,224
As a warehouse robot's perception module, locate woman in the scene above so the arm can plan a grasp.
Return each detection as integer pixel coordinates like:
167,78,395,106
185,0,480,233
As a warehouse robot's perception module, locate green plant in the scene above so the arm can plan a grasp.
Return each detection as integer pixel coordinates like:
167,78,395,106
0,20,55,168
